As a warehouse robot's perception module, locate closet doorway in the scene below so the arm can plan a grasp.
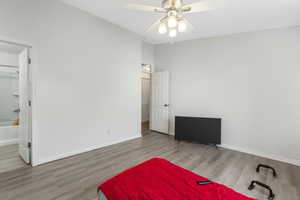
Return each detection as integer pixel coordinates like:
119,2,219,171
141,64,152,136
0,40,32,173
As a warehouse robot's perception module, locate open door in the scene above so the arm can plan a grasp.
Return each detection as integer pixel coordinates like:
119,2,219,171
150,71,169,134
18,49,30,164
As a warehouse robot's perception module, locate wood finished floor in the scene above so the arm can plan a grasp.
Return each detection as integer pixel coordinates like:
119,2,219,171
141,121,150,137
0,144,27,174
0,132,299,200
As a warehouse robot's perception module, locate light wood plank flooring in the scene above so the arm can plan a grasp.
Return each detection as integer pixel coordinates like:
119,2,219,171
0,132,299,200
0,144,28,174
141,121,150,136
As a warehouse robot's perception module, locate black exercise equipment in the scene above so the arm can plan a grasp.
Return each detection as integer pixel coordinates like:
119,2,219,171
247,164,278,199
248,181,275,200
256,164,277,177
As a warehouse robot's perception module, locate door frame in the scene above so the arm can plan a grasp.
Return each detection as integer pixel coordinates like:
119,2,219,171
141,64,153,136
0,37,33,165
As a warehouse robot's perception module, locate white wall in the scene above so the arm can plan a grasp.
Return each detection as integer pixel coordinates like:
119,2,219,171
0,52,18,66
0,51,18,123
0,72,18,122
0,0,143,166
142,42,155,68
155,26,300,165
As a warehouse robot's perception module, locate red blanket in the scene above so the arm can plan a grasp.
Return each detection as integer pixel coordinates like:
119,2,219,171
99,158,255,200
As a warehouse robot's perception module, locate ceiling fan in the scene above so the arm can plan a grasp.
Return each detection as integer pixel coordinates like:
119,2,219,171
126,0,218,38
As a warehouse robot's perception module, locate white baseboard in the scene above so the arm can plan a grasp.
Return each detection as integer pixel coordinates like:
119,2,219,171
33,134,300,167
220,143,300,167
0,139,19,147
33,135,142,167
169,133,299,166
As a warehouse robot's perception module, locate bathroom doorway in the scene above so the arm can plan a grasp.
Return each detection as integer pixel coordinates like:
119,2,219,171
0,40,32,173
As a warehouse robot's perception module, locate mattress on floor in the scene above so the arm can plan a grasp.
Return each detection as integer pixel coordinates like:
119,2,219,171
98,158,255,200
98,190,107,200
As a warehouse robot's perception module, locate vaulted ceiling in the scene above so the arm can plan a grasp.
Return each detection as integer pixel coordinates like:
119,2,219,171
61,0,300,44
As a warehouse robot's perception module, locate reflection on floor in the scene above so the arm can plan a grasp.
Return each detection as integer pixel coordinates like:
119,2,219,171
0,144,28,174
142,121,150,136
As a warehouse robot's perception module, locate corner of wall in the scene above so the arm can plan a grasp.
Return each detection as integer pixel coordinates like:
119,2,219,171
220,143,300,167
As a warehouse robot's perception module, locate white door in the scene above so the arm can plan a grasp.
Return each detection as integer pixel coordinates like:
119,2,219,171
18,49,30,164
150,71,169,134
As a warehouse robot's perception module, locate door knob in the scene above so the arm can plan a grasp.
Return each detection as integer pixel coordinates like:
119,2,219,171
164,104,169,107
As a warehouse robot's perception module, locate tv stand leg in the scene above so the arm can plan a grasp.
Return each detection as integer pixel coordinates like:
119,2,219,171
208,143,218,149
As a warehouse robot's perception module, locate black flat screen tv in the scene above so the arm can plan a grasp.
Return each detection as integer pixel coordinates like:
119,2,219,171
175,116,221,145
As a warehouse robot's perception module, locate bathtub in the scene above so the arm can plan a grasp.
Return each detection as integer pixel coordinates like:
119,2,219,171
0,121,19,146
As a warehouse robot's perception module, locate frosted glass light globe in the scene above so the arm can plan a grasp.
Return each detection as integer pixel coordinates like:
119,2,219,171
169,29,177,38
167,16,178,28
178,20,187,32
158,23,167,34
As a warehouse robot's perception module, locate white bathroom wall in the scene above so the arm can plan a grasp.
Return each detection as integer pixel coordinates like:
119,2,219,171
0,51,18,123
155,26,300,166
0,52,18,66
0,51,19,146
0,126,19,146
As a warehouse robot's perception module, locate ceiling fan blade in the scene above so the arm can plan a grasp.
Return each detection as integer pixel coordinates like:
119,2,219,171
182,0,219,13
145,17,166,33
126,4,167,13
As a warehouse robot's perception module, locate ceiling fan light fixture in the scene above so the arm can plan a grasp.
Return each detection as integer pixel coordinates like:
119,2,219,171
167,15,178,28
127,0,211,38
169,29,177,38
174,0,183,8
158,23,167,34
178,20,187,32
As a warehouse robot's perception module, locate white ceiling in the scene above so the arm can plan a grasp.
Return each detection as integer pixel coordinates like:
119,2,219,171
61,0,300,44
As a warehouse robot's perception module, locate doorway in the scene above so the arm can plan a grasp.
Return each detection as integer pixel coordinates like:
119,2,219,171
0,40,32,173
141,64,152,136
